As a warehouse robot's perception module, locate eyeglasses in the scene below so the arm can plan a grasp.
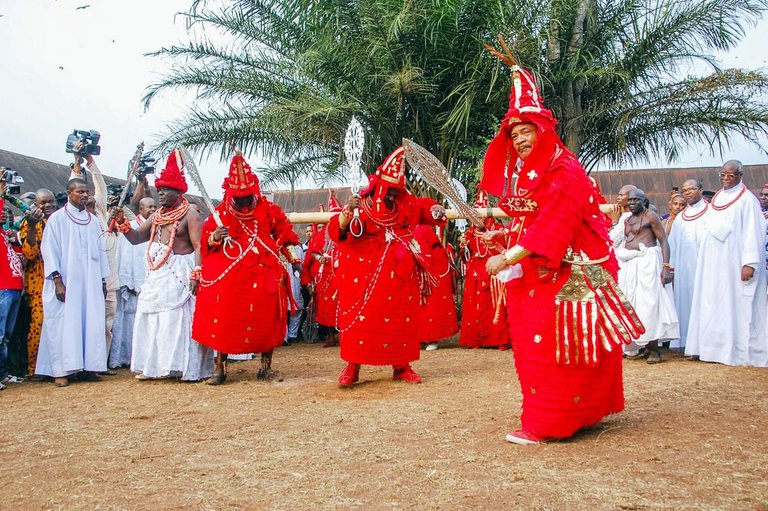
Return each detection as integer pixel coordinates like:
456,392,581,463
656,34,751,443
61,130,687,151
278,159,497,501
681,187,699,193
718,172,740,178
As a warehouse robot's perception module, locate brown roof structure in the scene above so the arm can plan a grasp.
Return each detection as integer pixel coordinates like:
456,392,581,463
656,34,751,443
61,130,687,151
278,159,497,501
272,164,768,219
0,149,210,215
595,164,768,215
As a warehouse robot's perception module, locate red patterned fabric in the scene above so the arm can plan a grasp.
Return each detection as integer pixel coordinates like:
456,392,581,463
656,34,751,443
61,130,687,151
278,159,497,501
459,226,509,348
499,152,624,438
328,192,445,366
222,153,260,198
304,224,338,328
154,149,188,193
481,60,624,438
192,198,299,354
413,225,458,342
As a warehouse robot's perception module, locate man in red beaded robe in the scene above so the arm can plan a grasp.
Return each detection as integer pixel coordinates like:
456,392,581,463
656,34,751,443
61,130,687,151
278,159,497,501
482,61,643,444
192,153,301,384
304,192,341,348
413,225,458,350
458,189,510,349
328,146,447,387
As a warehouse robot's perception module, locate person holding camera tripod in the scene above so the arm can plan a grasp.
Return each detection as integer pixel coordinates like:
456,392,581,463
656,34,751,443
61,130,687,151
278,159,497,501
70,146,147,372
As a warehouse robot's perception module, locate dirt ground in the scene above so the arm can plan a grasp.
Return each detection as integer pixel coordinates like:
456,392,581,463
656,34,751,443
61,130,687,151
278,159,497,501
1,342,766,511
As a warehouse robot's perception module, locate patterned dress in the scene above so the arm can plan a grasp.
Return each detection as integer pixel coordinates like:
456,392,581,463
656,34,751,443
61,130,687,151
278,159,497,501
18,218,46,376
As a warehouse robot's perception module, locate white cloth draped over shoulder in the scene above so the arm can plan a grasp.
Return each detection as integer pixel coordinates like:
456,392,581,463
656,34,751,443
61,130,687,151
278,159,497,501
131,242,214,380
36,204,111,377
110,217,148,368
685,184,768,366
616,244,679,348
668,199,709,349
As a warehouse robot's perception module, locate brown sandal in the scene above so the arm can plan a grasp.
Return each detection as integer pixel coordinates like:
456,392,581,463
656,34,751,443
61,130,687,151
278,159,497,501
54,377,69,387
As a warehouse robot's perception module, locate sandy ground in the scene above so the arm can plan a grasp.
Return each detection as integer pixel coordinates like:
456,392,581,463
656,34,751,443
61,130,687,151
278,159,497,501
1,343,766,511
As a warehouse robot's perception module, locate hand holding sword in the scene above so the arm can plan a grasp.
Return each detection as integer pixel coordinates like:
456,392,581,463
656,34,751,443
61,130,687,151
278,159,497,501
178,146,242,260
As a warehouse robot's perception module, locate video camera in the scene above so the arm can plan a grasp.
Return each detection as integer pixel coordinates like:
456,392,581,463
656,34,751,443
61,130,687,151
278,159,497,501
137,155,156,175
0,167,24,195
65,129,101,156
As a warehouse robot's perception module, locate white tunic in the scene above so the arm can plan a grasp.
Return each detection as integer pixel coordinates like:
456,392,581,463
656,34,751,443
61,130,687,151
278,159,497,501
617,244,679,348
685,184,768,366
109,217,148,368
36,204,110,377
131,242,213,380
667,199,710,349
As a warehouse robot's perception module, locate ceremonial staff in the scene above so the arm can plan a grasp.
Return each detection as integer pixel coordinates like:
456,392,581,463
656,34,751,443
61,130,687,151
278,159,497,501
343,117,365,237
401,138,517,323
178,146,243,259
108,142,143,232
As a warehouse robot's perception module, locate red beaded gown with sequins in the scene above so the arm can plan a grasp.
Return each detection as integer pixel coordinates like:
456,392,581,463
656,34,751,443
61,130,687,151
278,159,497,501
192,157,299,355
304,224,339,328
459,224,510,348
413,225,458,342
481,65,636,439
328,148,446,366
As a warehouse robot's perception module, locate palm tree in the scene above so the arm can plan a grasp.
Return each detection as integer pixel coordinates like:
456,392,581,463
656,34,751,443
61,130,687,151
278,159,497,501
144,0,768,193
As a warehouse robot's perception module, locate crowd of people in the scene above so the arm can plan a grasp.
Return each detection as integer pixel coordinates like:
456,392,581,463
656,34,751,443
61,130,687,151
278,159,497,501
606,166,767,367
0,60,766,446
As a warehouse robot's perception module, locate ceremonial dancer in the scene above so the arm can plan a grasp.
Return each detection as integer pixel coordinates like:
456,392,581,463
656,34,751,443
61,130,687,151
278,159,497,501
111,150,214,381
483,59,643,444
685,161,767,366
413,225,458,351
614,189,678,363
328,146,447,387
304,192,341,348
36,178,110,386
458,190,510,349
668,179,710,351
109,197,156,368
192,153,301,384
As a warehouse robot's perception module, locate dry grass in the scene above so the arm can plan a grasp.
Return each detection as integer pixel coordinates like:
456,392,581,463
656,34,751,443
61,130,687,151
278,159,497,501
1,343,766,510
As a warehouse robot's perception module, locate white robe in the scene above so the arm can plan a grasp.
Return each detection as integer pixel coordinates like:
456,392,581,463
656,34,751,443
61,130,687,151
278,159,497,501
131,242,214,380
36,204,110,377
685,184,768,366
617,244,679,348
667,199,710,349
109,217,148,368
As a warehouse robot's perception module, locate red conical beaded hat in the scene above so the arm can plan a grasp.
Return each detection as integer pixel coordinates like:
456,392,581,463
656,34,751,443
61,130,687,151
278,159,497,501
360,146,408,197
375,146,406,189
481,62,571,197
473,189,490,208
327,190,342,212
155,149,188,193
223,152,260,198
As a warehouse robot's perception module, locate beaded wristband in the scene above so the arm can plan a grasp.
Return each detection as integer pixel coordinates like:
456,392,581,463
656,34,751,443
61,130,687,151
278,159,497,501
208,232,223,248
189,266,202,281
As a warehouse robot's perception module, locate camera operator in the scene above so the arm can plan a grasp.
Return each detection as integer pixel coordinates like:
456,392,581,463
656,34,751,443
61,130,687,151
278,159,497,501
70,146,124,371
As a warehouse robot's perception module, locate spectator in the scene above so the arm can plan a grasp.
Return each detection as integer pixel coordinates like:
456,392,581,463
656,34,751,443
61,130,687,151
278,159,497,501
17,188,57,376
35,178,110,387
0,182,24,389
